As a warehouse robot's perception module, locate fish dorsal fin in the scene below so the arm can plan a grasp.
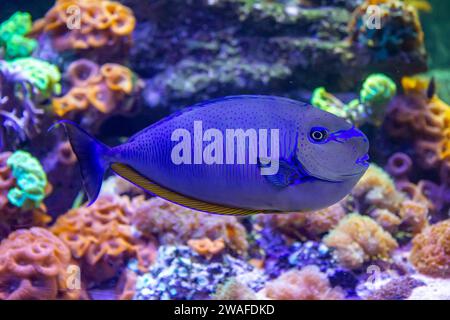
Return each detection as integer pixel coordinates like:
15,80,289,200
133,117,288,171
111,163,268,216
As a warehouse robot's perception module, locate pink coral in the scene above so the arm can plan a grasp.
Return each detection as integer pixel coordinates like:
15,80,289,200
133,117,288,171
264,266,344,300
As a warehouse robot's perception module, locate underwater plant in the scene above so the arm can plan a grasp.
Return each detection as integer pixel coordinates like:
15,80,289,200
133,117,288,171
311,73,396,126
0,12,37,60
0,227,84,300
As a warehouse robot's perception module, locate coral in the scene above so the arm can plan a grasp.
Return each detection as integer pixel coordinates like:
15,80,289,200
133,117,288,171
32,0,135,60
410,220,450,278
311,73,396,126
367,276,425,300
324,214,398,269
386,76,450,171
8,57,61,99
263,203,346,240
349,0,424,61
123,0,425,111
188,238,226,259
0,152,51,240
50,194,137,284
6,150,48,210
213,278,258,300
130,197,248,255
264,266,345,300
0,12,37,60
52,59,141,131
0,227,84,300
133,245,266,300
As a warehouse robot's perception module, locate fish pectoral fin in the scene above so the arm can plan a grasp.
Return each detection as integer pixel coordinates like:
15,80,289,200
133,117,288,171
258,157,310,188
110,162,265,216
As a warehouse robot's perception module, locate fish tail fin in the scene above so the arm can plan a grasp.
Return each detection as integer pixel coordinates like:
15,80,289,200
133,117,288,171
49,120,111,205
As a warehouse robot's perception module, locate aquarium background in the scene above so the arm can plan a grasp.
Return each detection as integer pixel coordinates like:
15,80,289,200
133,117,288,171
0,0,449,300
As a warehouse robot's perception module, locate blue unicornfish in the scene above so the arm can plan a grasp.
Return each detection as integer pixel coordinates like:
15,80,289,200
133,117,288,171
54,95,370,215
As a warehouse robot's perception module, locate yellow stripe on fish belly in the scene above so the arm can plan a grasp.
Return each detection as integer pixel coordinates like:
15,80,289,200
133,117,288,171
110,162,268,216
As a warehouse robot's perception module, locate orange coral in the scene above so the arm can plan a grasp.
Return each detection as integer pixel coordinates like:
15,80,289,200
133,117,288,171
386,76,450,170
188,237,225,259
0,227,85,300
0,152,51,240
129,196,248,255
264,266,345,300
410,219,450,278
52,59,138,117
324,214,398,269
32,0,135,55
50,194,137,283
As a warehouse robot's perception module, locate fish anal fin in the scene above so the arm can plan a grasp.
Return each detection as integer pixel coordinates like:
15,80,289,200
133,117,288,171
111,163,266,216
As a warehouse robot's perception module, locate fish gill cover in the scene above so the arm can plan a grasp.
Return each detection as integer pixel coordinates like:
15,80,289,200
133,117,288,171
0,0,449,301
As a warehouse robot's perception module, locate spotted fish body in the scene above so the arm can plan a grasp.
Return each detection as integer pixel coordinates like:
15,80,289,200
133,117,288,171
58,95,370,215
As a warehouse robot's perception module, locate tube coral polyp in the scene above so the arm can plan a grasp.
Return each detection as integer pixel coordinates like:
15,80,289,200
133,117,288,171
32,0,135,54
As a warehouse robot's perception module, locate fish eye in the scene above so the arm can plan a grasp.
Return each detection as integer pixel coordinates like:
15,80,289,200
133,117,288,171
309,127,329,143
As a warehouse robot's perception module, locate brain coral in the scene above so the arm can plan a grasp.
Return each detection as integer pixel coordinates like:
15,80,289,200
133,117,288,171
51,194,137,283
0,227,84,300
130,196,248,255
32,0,135,58
410,219,450,278
264,266,344,300
0,152,51,240
324,214,398,269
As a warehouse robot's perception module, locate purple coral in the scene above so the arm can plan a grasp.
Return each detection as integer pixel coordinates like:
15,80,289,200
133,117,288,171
0,61,42,150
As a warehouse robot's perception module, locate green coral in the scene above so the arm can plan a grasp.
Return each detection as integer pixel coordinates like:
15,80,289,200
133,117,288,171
7,57,62,98
0,12,37,60
6,150,48,210
311,73,396,126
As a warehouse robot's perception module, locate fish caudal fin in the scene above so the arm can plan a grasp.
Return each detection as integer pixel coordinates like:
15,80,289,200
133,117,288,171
50,120,110,205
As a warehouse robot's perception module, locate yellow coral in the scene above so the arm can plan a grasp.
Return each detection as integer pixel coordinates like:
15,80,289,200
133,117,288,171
324,214,398,269
410,219,450,278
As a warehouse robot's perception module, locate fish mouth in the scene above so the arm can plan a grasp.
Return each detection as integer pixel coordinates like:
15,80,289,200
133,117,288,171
355,153,370,167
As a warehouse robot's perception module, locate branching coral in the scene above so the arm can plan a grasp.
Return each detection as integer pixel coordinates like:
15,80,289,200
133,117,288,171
311,73,396,126
32,0,135,59
129,196,248,255
410,219,450,278
0,151,51,240
324,214,398,269
0,12,37,60
349,0,424,61
0,57,61,148
0,227,84,300
263,266,345,300
52,59,140,130
51,194,137,284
